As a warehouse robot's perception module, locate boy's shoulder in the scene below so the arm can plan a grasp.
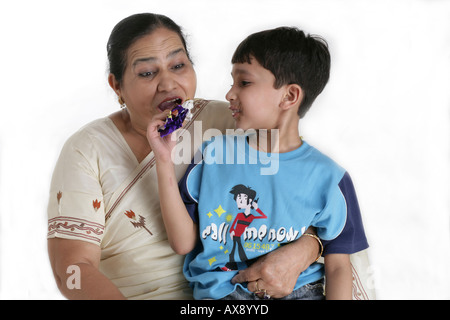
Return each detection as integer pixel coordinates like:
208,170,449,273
302,141,347,177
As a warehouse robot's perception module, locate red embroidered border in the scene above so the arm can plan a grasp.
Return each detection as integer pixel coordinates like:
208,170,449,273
48,216,104,243
351,263,369,300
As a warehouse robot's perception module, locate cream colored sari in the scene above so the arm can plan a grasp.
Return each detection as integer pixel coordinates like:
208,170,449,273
48,99,234,299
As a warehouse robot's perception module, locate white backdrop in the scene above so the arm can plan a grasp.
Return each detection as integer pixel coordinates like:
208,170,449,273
0,0,449,299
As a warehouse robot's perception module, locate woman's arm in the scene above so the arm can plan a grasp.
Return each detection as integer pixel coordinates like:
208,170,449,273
48,238,125,299
231,226,320,298
324,253,352,300
147,112,198,255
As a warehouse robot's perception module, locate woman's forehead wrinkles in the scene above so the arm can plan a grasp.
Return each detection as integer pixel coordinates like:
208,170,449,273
128,33,183,58
131,48,185,67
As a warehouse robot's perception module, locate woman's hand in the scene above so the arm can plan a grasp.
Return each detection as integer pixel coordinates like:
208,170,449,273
146,110,177,162
231,227,320,299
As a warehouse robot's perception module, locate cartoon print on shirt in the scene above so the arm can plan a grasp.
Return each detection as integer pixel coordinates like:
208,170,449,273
222,184,267,271
200,183,304,272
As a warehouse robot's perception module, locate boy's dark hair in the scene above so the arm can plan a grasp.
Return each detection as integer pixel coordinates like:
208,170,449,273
229,184,256,205
232,27,330,118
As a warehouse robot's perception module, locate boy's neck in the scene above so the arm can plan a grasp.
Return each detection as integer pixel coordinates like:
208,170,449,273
249,127,302,153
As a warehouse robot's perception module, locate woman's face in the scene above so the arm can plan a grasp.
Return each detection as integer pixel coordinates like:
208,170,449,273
111,28,197,130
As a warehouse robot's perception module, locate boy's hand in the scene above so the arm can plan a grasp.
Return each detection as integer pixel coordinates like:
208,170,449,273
147,110,177,162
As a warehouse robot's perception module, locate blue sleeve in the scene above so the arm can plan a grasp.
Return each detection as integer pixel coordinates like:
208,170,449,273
178,147,205,224
179,163,199,224
322,172,369,255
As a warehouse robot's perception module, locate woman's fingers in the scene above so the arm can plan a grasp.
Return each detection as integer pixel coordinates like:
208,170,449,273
247,279,271,299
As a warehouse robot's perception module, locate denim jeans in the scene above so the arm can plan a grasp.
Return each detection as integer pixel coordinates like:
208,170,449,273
220,279,325,300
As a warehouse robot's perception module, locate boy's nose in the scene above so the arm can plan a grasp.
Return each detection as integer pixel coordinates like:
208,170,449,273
225,86,236,102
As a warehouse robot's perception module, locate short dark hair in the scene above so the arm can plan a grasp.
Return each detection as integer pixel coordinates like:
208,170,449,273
229,184,257,205
107,13,191,84
232,27,330,118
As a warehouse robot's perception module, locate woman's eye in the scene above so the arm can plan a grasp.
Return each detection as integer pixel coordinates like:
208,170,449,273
139,71,155,78
173,63,185,70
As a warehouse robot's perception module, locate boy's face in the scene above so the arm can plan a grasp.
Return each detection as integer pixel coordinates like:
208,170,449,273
226,57,286,131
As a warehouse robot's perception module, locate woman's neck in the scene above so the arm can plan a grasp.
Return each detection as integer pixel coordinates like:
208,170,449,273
109,109,152,163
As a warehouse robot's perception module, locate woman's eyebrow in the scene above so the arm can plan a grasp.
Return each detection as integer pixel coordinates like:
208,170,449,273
133,57,156,66
132,48,185,66
167,48,185,59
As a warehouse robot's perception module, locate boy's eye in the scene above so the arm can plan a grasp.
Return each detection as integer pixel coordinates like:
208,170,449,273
229,80,251,88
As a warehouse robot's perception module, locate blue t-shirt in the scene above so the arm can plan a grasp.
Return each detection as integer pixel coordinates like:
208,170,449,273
179,134,368,299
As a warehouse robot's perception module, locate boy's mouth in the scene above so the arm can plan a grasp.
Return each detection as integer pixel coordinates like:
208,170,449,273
230,107,241,118
158,97,182,112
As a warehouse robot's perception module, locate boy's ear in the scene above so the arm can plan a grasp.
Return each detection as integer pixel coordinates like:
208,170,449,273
280,84,303,111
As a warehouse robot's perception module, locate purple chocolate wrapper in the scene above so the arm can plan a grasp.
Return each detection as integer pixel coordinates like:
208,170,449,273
158,105,189,137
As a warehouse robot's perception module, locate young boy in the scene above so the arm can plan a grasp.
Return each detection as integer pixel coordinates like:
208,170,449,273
147,27,368,300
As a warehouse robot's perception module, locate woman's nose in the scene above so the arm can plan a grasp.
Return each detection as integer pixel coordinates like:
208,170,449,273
157,71,177,92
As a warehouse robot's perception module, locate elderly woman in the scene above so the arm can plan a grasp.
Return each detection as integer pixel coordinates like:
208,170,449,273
47,13,320,300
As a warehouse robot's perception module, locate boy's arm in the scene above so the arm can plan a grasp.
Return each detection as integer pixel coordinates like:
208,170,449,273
324,254,353,300
156,160,198,255
147,113,198,255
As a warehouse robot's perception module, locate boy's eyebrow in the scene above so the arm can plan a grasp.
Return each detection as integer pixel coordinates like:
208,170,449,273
133,48,185,66
231,68,253,76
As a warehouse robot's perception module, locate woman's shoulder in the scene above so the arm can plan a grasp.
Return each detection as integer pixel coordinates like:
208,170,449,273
63,117,118,152
192,99,234,132
76,116,115,134
194,99,228,108
193,99,230,115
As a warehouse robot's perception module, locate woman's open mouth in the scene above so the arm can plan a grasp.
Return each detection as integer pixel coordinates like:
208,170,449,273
158,97,182,112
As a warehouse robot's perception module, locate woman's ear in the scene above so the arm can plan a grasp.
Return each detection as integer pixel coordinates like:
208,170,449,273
280,84,303,111
108,73,121,97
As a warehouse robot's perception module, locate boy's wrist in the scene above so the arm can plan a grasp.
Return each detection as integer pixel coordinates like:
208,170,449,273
155,158,176,178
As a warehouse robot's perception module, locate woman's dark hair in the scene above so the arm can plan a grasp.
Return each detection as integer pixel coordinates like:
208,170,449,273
107,13,190,84
232,27,331,118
